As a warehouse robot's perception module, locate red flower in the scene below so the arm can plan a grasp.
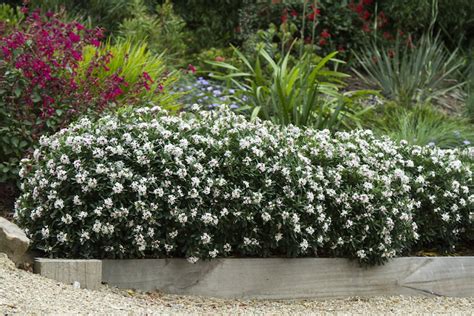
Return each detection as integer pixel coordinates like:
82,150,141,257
363,10,371,20
338,46,346,53
215,56,225,62
363,0,373,4
307,6,320,21
290,10,298,17
388,49,395,58
362,23,371,33
188,64,196,74
356,3,364,14
320,29,331,39
318,39,327,46
281,8,288,24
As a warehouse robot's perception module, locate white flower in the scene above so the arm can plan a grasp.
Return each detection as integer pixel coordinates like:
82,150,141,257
223,243,232,252
261,212,271,222
300,239,309,251
356,250,366,259
61,214,73,224
80,231,90,242
201,233,211,244
178,213,188,224
275,233,283,242
41,227,49,238
73,195,82,205
60,154,70,164
57,232,68,243
209,249,219,258
187,256,199,264
78,211,88,219
220,208,229,217
92,220,102,233
112,183,124,194
441,213,450,222
104,198,113,209
54,199,64,209
201,213,218,225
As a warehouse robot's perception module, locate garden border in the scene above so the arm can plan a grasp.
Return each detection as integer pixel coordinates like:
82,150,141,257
35,257,474,298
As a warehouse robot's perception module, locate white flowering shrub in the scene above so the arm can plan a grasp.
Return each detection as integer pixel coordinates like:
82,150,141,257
14,106,473,265
399,145,473,251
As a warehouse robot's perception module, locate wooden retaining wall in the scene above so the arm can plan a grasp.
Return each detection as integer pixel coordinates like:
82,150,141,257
97,257,474,299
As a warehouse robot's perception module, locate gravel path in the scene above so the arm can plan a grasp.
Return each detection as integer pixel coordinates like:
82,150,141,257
1,254,473,315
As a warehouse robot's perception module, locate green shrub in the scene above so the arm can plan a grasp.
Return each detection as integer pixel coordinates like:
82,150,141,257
209,47,374,129
118,0,189,66
354,33,465,107
15,106,473,264
166,0,245,52
238,0,390,62
26,0,131,34
379,0,474,48
371,105,474,148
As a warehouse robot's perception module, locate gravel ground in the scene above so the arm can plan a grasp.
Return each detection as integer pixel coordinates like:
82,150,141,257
1,254,473,315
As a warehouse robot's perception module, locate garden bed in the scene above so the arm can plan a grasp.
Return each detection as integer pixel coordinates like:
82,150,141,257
35,257,474,299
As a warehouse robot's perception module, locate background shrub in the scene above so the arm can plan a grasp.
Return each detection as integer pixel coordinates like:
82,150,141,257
14,106,473,264
369,104,474,148
119,0,190,66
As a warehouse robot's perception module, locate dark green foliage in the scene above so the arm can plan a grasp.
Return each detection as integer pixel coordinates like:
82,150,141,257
160,0,247,52
379,0,474,49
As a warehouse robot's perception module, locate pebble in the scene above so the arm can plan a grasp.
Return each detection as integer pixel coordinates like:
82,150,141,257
0,254,473,315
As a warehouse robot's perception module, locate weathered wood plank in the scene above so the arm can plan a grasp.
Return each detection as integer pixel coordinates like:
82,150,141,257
101,257,474,299
34,258,102,290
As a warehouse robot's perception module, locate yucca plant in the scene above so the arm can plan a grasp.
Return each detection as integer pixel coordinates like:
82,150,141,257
354,33,465,107
209,47,374,130
79,39,181,111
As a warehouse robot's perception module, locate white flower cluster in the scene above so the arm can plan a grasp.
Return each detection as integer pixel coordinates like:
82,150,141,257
14,106,473,265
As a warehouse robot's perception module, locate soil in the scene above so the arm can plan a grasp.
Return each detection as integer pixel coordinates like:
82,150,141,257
0,182,17,220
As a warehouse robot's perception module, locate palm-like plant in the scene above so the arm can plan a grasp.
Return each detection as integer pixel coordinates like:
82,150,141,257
209,47,374,130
